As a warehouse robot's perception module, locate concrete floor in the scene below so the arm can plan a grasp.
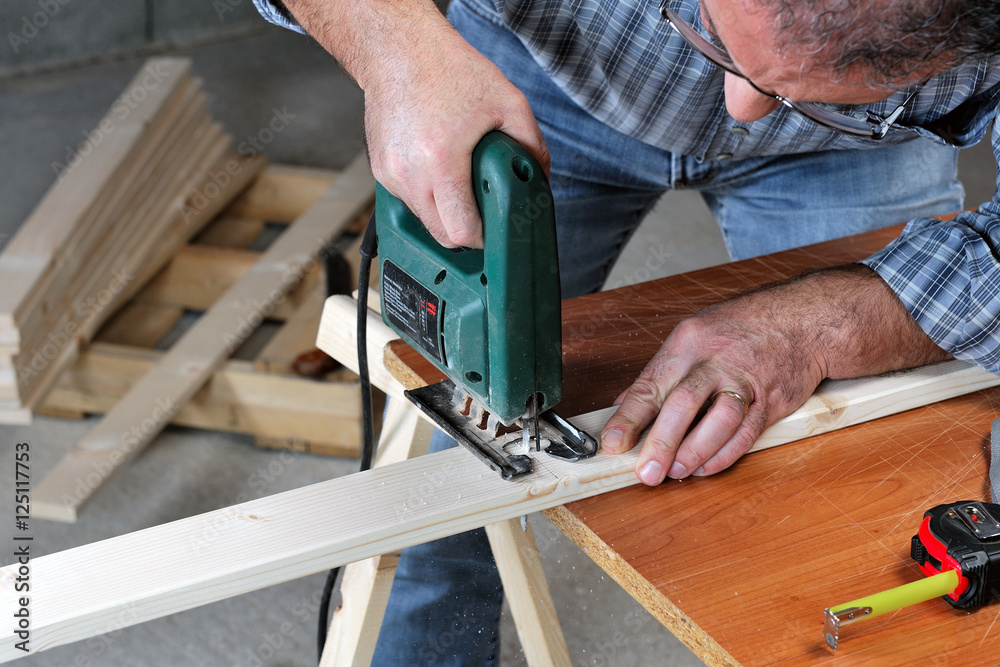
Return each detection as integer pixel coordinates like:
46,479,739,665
0,14,997,667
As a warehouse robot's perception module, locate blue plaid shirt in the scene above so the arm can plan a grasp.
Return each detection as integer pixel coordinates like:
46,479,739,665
255,0,1000,372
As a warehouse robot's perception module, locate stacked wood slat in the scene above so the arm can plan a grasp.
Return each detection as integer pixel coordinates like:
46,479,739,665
30,154,376,522
0,57,258,423
28,164,378,457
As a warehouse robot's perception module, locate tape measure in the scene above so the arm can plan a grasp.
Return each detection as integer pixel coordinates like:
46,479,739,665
911,500,1000,608
824,500,1000,651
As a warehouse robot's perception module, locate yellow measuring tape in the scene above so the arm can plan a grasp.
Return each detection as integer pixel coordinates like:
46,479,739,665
823,569,959,651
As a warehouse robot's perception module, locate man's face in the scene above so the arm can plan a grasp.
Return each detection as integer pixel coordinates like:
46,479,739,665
700,0,939,122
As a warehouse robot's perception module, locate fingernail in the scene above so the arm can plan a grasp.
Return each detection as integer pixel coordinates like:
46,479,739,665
693,466,705,477
638,460,664,485
601,429,623,452
668,461,687,479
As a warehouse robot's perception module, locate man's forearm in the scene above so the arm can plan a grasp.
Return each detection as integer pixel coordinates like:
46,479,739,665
280,0,452,91
785,264,951,379
274,0,548,248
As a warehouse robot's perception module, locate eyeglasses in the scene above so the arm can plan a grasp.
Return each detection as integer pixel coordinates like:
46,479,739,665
661,6,924,140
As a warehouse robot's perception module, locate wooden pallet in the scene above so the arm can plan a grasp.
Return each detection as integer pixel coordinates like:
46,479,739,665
0,58,236,422
37,162,377,458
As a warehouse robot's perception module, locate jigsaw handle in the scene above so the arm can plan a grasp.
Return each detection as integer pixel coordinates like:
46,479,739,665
376,131,562,424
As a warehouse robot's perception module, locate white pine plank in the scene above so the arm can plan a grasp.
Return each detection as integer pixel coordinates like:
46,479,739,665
319,398,433,667
0,426,640,663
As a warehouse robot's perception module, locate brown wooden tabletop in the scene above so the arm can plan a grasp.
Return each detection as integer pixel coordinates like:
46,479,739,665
388,225,1000,665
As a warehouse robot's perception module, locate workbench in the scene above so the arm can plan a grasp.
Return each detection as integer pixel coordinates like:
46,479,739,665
394,224,1000,664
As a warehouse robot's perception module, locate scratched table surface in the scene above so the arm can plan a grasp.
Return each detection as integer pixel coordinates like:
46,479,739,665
391,225,1000,665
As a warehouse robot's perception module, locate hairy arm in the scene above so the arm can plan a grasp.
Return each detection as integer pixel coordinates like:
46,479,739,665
601,264,951,485
280,0,549,247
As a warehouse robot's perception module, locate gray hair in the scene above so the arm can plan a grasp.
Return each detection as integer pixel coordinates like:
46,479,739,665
760,0,1000,81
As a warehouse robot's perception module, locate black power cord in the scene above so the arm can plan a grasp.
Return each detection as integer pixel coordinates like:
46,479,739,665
354,213,380,473
317,212,379,662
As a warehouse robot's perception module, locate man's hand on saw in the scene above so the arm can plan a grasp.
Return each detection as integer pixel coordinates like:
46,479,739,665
364,29,549,249
282,0,549,249
599,265,951,486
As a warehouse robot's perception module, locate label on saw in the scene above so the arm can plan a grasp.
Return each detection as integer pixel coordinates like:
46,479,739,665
382,260,442,362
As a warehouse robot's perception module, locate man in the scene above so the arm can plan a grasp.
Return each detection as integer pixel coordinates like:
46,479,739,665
255,0,1000,662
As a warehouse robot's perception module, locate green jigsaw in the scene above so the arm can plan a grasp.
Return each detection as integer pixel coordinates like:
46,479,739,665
376,131,597,479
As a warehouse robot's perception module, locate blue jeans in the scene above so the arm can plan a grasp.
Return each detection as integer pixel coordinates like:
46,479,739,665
372,1,964,664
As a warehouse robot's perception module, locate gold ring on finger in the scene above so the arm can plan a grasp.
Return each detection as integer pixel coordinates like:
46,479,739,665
712,389,750,415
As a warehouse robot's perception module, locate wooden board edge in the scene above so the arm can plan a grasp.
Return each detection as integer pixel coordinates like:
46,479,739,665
542,505,741,667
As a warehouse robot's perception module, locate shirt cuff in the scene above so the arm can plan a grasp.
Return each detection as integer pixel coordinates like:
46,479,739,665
252,0,306,34
861,207,1000,373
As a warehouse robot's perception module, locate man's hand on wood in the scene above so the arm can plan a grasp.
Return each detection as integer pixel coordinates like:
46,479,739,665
600,264,951,486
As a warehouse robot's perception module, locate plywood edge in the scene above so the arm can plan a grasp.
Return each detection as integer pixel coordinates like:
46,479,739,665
543,505,741,667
